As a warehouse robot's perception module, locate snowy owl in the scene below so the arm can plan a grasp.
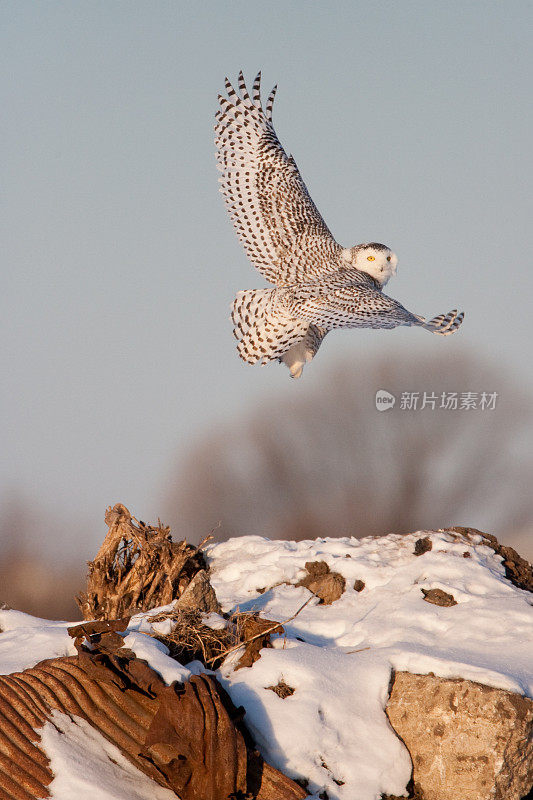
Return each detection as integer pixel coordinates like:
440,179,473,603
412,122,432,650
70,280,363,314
215,72,464,378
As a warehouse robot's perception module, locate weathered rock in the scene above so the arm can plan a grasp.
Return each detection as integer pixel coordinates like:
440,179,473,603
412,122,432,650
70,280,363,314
174,568,221,613
386,671,533,800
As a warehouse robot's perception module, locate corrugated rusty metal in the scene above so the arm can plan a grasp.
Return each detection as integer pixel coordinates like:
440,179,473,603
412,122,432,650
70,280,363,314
0,654,305,800
0,656,160,799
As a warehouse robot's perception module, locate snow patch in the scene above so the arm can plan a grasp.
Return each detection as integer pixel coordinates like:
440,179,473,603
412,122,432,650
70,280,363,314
40,710,176,800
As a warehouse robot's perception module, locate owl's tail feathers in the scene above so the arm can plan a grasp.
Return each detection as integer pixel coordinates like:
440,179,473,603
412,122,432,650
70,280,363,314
231,288,308,368
421,309,465,336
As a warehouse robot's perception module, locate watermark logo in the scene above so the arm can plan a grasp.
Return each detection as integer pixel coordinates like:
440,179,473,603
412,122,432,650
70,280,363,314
375,389,396,411
374,390,499,411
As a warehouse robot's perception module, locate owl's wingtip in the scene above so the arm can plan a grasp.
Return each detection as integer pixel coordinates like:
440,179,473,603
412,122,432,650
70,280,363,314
423,308,465,336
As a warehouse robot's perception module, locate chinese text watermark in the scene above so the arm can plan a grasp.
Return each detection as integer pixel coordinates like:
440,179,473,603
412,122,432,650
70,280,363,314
375,390,498,412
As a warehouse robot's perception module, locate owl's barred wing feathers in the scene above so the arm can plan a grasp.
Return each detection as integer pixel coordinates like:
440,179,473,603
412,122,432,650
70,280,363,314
292,285,424,330
215,71,342,286
295,284,465,335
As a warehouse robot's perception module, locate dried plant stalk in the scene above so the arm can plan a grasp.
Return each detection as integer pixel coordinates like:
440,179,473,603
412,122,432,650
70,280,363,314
149,596,313,671
77,503,207,620
148,607,233,666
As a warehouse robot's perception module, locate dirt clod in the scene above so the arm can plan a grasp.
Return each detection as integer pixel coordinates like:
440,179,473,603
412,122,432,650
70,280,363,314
266,680,295,699
446,527,533,593
421,588,457,607
382,779,425,800
304,561,330,578
353,579,365,592
236,615,284,669
414,537,433,556
297,561,346,605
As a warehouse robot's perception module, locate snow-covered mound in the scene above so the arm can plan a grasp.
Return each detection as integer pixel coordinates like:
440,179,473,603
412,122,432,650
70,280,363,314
205,529,533,799
0,529,531,800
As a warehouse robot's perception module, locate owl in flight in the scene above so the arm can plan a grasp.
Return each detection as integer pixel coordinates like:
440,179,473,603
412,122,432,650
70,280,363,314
215,72,464,378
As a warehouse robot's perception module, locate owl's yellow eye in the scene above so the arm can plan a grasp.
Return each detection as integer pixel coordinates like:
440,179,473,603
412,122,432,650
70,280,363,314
367,255,375,261
387,256,391,261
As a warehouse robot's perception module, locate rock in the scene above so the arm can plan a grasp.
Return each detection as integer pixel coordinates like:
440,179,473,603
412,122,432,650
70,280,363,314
386,671,533,800
175,569,221,613
353,579,365,592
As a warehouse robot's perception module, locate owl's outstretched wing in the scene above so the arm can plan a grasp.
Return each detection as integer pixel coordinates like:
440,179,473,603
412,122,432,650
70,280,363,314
215,72,343,286
295,285,465,334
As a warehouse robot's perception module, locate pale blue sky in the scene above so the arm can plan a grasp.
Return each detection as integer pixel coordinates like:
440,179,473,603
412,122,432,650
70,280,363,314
1,1,532,555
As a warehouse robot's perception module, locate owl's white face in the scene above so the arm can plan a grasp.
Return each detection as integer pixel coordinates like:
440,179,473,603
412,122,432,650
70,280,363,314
349,243,398,287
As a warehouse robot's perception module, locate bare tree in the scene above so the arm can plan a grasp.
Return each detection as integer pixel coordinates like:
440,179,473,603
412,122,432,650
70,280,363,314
0,494,84,618
166,349,533,554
